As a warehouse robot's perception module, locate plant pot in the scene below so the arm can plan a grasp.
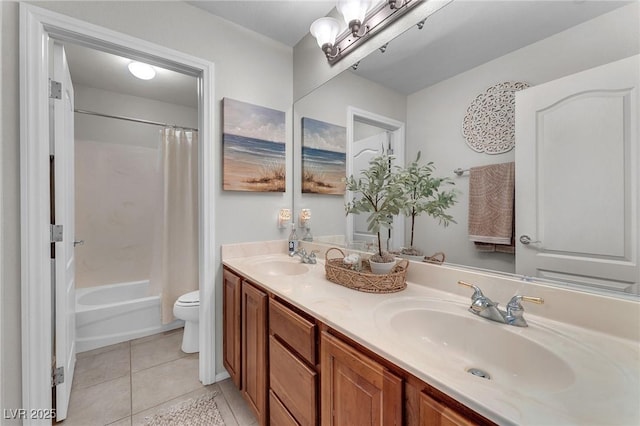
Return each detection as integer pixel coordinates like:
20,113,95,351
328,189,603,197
369,258,397,275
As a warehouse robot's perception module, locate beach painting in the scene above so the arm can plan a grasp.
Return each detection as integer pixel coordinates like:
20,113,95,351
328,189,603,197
223,98,286,192
301,117,346,195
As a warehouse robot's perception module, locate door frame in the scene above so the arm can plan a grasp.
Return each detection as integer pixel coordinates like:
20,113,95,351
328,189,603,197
0,1,4,413
345,106,406,249
20,3,217,418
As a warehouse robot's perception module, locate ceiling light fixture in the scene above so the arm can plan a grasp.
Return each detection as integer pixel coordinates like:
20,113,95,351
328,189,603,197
128,61,156,80
310,0,419,65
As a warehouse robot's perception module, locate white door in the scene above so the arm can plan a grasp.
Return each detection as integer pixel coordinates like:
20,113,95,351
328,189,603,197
515,55,639,293
346,130,405,250
52,40,76,421
351,131,390,244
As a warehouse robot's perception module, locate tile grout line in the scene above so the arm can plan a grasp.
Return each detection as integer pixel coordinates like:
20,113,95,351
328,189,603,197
219,391,243,426
130,352,193,375
129,341,133,424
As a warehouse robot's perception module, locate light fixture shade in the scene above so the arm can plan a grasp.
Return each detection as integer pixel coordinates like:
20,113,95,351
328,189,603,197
128,61,156,80
310,17,341,48
337,0,373,26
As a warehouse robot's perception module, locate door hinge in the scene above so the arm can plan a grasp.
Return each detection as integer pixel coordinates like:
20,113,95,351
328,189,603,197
52,366,64,387
386,148,394,155
49,79,62,100
51,224,63,243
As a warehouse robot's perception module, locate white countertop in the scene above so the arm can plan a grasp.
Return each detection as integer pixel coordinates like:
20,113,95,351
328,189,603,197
222,250,640,425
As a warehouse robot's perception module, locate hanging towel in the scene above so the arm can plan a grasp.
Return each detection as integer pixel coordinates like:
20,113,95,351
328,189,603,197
468,162,515,251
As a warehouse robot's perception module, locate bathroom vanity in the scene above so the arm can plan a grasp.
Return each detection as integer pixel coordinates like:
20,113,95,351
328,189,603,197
221,241,640,426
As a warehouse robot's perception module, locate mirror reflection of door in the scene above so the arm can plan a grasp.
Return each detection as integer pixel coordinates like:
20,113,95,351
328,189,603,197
346,107,405,250
516,55,639,294
352,130,390,245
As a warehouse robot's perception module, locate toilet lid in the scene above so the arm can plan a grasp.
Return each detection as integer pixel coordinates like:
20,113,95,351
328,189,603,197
177,290,199,305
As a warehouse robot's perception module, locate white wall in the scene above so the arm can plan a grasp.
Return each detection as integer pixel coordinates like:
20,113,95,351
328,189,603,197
75,85,198,289
294,70,406,239
74,85,198,149
1,0,293,411
407,2,640,273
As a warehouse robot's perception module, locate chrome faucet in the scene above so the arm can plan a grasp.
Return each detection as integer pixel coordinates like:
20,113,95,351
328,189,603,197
289,248,318,264
457,281,544,327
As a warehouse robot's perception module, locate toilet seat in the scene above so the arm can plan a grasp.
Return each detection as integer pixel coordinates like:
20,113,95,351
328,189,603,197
173,290,200,353
176,290,199,306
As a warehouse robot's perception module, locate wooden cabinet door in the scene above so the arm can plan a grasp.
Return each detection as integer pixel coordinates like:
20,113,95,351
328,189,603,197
419,392,475,426
222,269,241,387
321,331,402,426
242,281,268,425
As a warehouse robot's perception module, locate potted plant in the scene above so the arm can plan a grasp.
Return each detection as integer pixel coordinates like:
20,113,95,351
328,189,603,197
394,151,457,260
345,154,406,274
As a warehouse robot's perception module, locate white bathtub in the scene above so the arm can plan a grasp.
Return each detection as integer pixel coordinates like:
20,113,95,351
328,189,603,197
76,280,183,353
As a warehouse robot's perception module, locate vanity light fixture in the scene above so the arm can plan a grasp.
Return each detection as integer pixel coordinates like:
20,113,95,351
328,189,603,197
278,208,292,229
310,17,342,60
310,0,420,65
299,209,312,227
337,0,372,37
128,61,156,80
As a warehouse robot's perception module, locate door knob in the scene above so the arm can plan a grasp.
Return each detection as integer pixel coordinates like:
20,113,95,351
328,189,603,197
73,240,84,247
519,235,540,245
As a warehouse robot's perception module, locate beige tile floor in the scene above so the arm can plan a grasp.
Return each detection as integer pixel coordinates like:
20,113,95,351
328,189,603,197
61,328,257,426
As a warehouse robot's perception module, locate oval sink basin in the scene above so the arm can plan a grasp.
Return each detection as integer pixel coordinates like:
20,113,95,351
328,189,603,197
375,298,576,392
252,259,309,276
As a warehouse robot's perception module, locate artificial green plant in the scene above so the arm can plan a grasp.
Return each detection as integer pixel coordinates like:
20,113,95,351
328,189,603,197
394,151,457,256
345,154,406,263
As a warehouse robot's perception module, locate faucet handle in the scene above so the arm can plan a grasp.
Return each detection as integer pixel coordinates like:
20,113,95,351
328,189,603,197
507,295,544,308
457,280,485,299
457,280,479,291
458,281,499,316
506,295,544,327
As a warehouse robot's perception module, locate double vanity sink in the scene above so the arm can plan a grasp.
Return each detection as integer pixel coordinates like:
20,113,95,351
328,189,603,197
223,249,640,425
252,257,311,276
374,297,576,392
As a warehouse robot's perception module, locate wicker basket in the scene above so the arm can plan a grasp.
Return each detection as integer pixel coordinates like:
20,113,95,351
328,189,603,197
324,247,408,293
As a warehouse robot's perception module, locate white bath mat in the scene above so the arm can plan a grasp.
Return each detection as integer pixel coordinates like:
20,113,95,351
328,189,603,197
143,391,225,426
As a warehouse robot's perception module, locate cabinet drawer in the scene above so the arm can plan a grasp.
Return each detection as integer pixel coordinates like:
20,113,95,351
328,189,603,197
270,390,300,426
420,391,475,426
270,335,317,426
269,298,316,364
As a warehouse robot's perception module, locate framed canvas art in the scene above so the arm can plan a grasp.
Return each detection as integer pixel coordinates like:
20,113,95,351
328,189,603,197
301,117,346,195
223,98,286,192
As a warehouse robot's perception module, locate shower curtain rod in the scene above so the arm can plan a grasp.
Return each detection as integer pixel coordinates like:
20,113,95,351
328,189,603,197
74,109,198,132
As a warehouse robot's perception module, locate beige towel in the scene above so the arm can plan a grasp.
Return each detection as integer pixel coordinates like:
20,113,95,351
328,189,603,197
468,162,515,249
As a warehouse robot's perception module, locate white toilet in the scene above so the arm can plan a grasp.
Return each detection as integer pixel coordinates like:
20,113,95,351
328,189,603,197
173,290,200,353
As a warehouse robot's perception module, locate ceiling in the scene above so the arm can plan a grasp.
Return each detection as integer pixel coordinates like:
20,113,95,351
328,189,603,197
64,0,631,108
187,1,336,47
65,43,198,108
351,0,631,95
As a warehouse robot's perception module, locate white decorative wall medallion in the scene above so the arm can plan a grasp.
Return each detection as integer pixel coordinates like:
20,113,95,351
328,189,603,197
462,81,530,154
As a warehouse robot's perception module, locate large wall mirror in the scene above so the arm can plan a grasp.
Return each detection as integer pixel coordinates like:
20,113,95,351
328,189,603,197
292,0,639,298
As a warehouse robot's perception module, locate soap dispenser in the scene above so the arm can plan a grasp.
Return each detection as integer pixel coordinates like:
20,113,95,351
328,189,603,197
288,223,299,254
302,226,313,242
